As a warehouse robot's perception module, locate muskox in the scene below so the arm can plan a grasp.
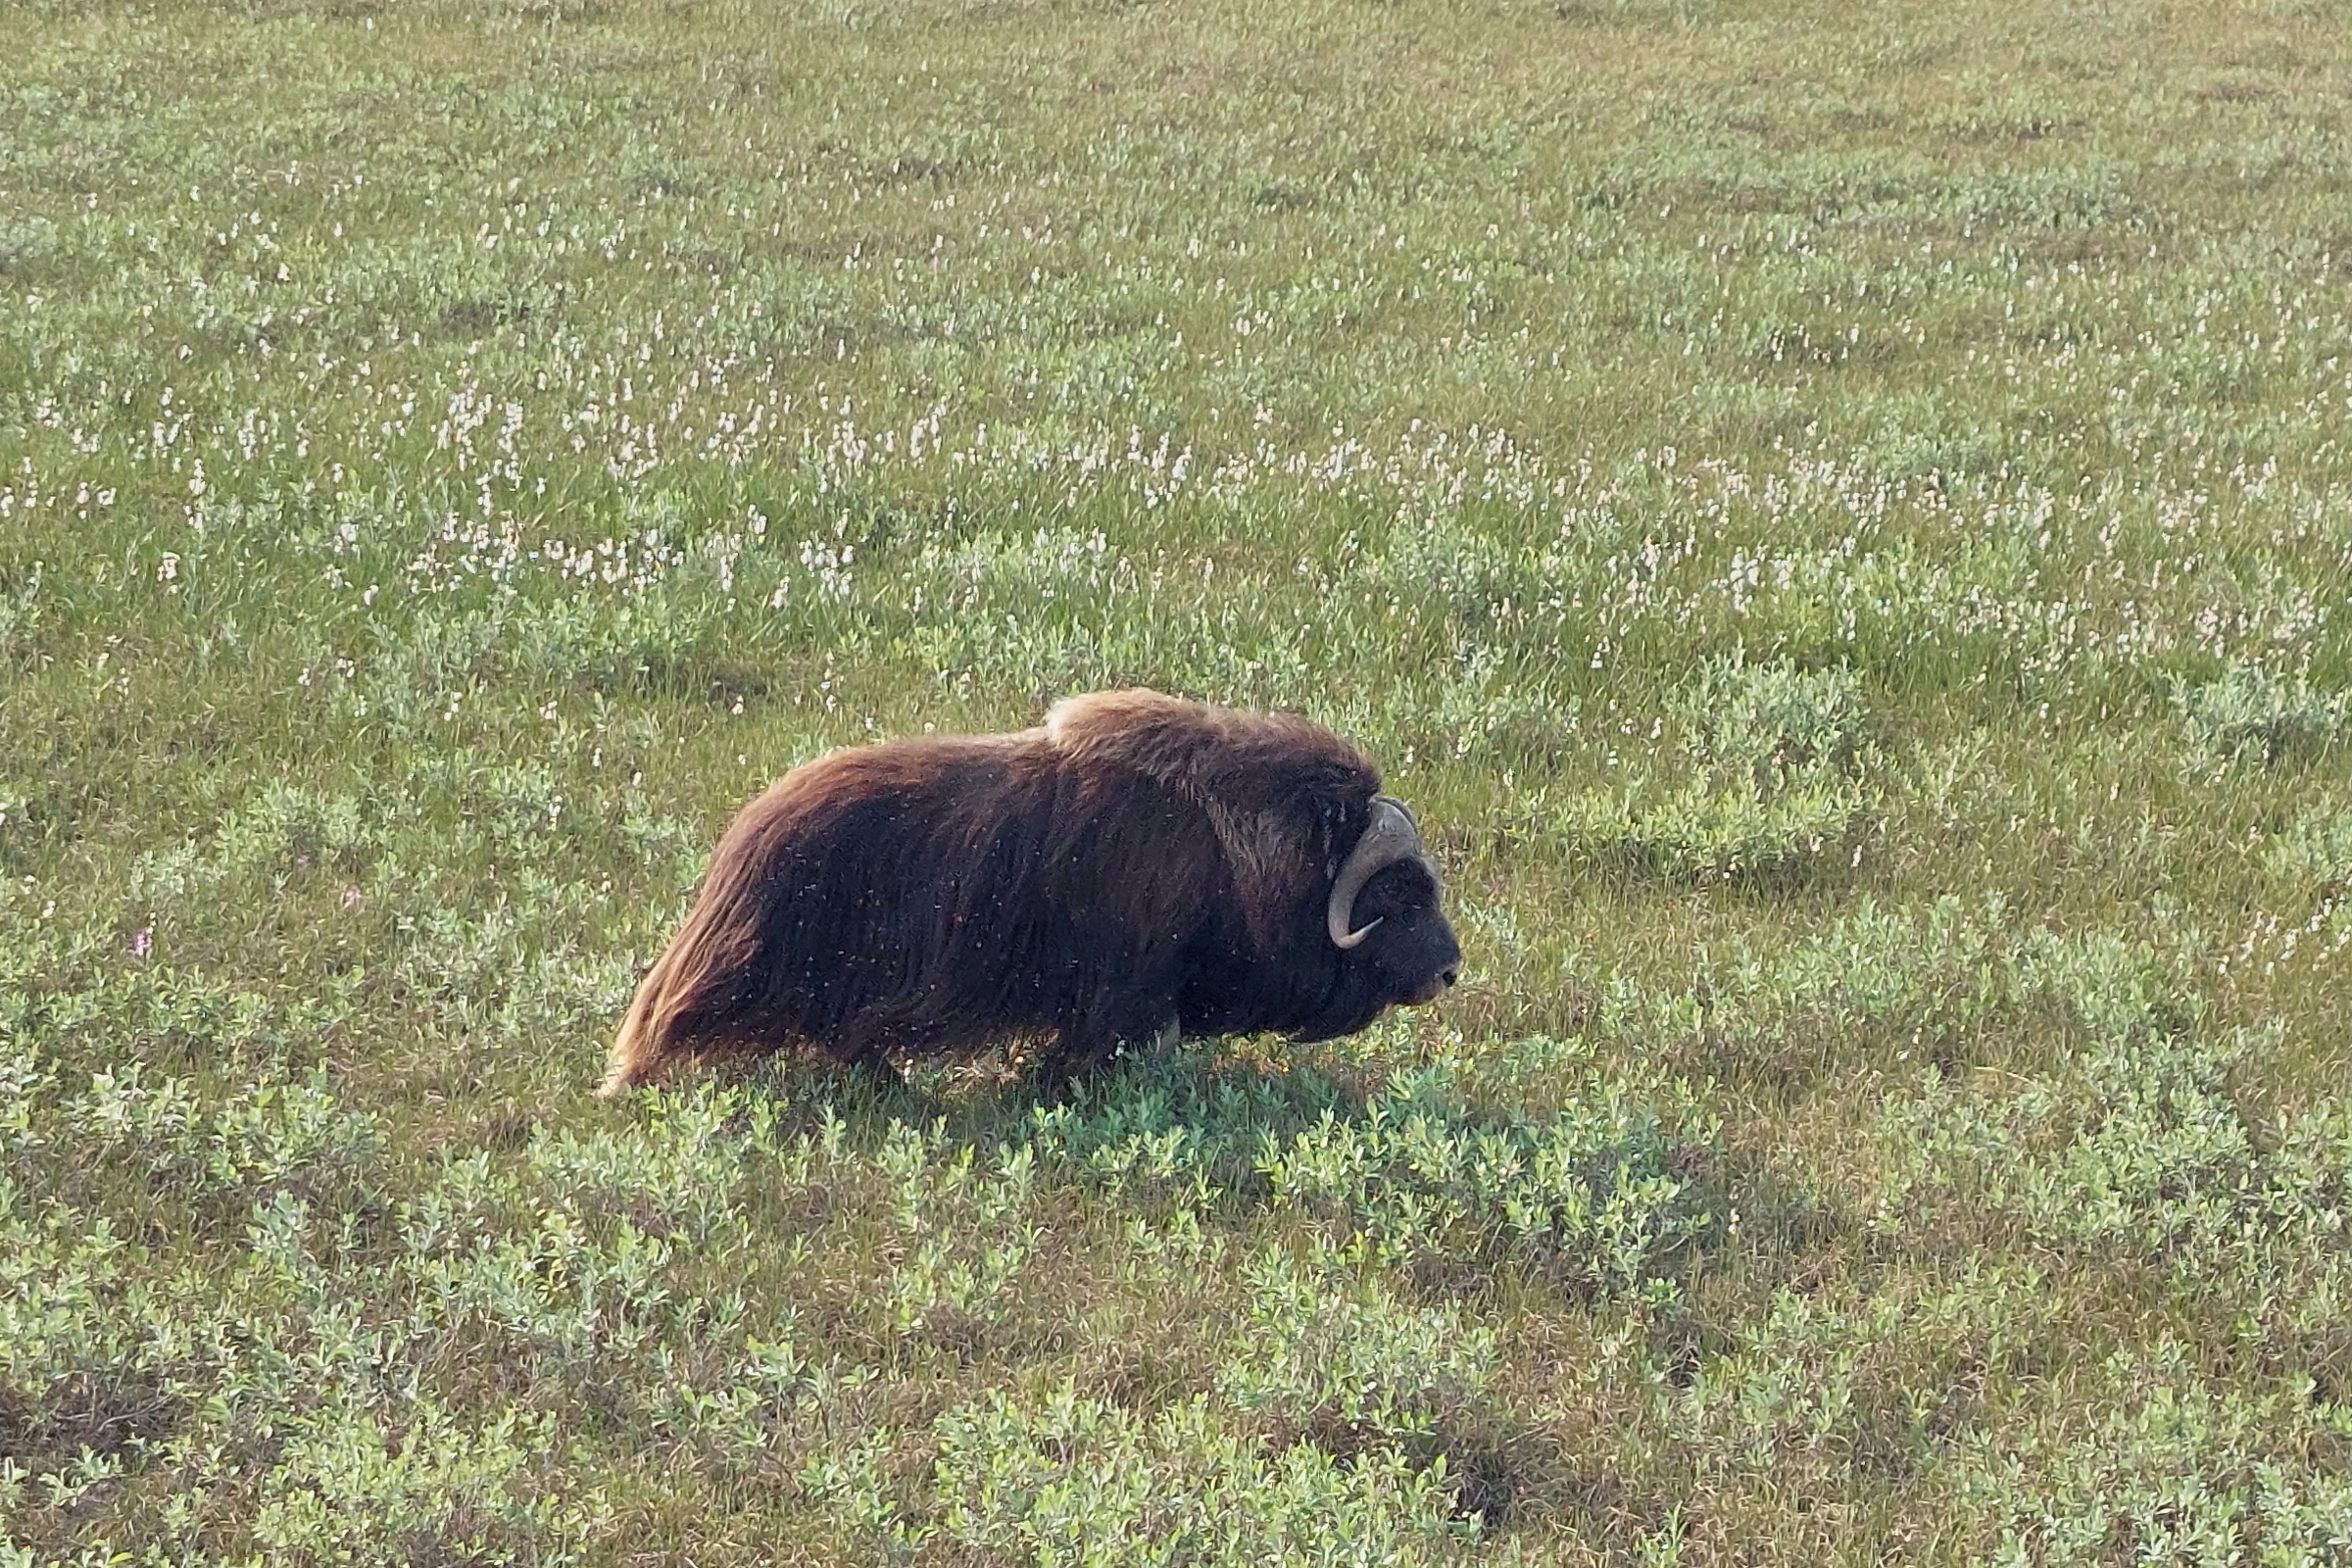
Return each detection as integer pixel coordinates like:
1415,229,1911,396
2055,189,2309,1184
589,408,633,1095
598,688,1459,1094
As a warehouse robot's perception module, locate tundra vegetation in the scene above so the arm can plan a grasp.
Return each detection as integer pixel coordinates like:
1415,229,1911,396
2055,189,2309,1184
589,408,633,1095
4,0,2351,1561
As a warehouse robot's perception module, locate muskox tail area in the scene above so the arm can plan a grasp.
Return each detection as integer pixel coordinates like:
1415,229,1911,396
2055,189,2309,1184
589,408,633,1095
597,841,774,1098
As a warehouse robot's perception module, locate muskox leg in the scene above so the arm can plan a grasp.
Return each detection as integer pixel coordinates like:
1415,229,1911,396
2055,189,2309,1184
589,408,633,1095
811,1022,900,1080
1034,965,1182,1090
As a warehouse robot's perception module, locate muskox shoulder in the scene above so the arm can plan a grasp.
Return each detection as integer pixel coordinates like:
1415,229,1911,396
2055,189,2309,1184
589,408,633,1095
1044,688,1377,805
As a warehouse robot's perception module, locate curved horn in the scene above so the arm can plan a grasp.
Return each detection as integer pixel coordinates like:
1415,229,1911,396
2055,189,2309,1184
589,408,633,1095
1328,795,1433,950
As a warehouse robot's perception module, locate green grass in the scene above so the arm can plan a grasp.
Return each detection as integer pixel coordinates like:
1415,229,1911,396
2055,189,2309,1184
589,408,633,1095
6,0,2352,1559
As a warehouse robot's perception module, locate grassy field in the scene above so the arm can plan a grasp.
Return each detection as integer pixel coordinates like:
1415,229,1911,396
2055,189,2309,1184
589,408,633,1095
6,0,2352,1559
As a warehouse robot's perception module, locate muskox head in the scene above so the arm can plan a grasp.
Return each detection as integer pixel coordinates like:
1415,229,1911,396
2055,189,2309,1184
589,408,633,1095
1283,793,1460,1040
1175,775,1461,1047
1320,791,1459,995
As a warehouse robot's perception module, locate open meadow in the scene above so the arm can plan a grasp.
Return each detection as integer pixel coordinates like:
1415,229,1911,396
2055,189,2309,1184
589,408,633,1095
6,0,2352,1560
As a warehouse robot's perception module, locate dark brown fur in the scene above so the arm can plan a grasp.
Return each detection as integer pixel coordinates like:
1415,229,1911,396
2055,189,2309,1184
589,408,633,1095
600,689,1458,1094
